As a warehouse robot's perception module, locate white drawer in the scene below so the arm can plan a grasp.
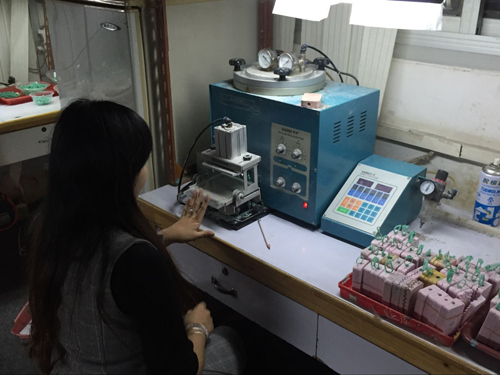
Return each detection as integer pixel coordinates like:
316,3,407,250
317,316,425,374
168,243,318,356
0,123,55,166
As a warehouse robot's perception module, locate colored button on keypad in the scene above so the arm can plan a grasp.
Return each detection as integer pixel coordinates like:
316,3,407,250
362,202,368,208
337,207,349,214
349,211,356,216
368,204,375,210
367,217,374,223
358,208,365,214
352,206,360,212
374,206,381,212
341,197,350,207
361,215,368,220
370,211,377,217
355,212,362,218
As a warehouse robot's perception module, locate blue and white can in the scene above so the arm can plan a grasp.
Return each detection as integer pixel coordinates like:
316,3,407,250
474,158,500,227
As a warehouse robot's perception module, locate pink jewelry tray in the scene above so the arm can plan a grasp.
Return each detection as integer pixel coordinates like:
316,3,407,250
462,306,500,360
339,273,460,346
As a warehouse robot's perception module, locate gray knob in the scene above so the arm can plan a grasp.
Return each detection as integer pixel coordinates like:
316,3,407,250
276,144,286,154
291,148,302,159
291,182,301,193
276,177,286,188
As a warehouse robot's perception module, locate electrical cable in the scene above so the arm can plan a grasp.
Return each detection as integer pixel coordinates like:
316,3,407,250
176,117,231,205
303,44,360,86
0,193,18,232
339,71,359,86
306,58,334,81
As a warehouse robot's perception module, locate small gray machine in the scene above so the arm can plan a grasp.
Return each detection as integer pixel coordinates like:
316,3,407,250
184,120,269,229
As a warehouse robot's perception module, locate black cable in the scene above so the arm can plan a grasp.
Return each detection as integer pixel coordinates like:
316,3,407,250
305,45,341,73
303,44,359,86
176,117,231,205
339,71,359,86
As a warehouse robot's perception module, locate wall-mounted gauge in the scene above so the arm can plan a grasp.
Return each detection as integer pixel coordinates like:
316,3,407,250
258,49,278,70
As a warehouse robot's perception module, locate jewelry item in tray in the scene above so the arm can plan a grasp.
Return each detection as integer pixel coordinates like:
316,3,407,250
352,224,500,337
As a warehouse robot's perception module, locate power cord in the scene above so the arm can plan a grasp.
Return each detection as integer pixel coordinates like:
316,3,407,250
302,44,359,86
176,117,232,205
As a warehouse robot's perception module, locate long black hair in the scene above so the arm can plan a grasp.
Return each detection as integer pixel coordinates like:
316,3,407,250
27,99,191,373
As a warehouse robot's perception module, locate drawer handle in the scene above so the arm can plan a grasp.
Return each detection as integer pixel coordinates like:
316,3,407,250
211,277,237,298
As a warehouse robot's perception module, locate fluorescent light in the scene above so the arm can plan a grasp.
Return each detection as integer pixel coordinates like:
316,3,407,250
272,0,443,31
350,0,443,30
273,0,332,22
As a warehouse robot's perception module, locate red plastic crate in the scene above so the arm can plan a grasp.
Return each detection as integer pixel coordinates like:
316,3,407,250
0,82,58,105
339,273,460,346
462,307,500,360
11,302,31,339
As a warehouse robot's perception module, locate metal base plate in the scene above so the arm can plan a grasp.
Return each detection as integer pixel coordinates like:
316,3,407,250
233,63,326,96
206,201,270,230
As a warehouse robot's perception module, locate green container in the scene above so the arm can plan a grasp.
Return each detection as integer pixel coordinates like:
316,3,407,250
18,82,49,95
30,91,54,106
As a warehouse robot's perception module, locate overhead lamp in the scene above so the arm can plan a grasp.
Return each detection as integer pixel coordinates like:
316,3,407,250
273,0,444,31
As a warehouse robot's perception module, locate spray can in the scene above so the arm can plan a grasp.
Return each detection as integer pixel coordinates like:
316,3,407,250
474,158,500,227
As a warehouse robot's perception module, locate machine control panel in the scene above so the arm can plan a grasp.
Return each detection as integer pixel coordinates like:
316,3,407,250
270,123,311,200
323,164,411,234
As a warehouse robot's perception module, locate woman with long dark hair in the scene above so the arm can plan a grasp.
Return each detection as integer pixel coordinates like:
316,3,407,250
27,99,245,374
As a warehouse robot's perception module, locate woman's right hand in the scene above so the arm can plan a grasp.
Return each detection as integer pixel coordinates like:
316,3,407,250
184,302,214,334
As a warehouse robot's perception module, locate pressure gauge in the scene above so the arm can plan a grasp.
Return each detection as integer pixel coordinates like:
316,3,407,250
278,52,299,70
258,48,278,70
420,180,436,196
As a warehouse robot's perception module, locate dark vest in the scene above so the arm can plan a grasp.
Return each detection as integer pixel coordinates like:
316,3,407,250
52,230,150,374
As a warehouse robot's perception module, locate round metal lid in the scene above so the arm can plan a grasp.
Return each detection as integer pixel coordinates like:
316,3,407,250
233,63,326,96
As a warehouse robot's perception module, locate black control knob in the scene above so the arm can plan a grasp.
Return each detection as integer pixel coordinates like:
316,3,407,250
313,57,331,71
274,67,292,81
229,58,246,72
435,170,449,182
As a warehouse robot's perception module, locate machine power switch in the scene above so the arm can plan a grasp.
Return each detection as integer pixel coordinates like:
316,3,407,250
275,177,286,188
291,182,302,193
291,148,302,159
276,144,286,154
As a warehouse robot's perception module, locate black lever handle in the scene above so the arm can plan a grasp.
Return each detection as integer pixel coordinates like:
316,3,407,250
273,67,292,81
313,57,331,71
229,58,246,72
211,277,238,298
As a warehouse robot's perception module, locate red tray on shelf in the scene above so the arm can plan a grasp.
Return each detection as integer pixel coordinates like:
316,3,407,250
338,273,460,346
0,82,58,105
462,307,500,360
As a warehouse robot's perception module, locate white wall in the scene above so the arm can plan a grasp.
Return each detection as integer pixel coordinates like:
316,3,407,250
379,58,500,164
166,0,259,164
377,52,500,221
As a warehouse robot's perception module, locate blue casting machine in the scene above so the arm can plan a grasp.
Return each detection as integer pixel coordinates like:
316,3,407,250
209,81,380,226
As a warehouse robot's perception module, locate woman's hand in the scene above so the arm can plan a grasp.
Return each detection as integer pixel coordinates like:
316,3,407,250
184,302,214,334
160,189,215,246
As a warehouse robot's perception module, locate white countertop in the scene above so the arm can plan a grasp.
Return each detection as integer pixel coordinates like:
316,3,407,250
141,185,500,373
0,97,61,123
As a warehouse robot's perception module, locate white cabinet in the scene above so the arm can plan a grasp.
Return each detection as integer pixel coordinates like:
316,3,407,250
0,123,54,166
168,243,318,356
316,316,425,374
